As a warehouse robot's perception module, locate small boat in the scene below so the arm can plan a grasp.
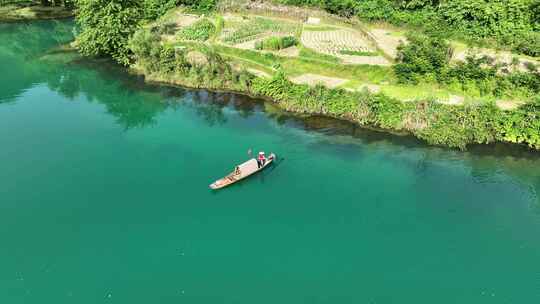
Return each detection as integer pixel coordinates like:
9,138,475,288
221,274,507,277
210,153,276,190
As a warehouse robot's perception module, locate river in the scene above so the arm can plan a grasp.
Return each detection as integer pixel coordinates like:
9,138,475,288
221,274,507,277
1,20,540,304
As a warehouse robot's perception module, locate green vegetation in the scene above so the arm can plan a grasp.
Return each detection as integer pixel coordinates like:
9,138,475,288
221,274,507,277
129,26,540,150
254,36,298,50
394,33,452,84
277,0,540,57
177,18,216,41
143,0,178,20
298,47,341,63
75,0,143,65
178,0,216,12
70,1,540,150
394,33,540,100
74,0,217,65
221,17,300,44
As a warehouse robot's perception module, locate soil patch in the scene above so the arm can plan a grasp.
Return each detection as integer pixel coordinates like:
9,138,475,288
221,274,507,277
290,73,348,88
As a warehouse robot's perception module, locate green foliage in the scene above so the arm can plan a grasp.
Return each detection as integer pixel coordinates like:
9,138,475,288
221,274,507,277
443,54,540,98
249,71,540,149
276,0,357,17
143,0,178,20
150,21,177,35
178,0,215,12
177,18,216,41
75,0,143,66
282,0,540,57
254,36,298,50
439,0,532,39
130,34,540,150
515,32,540,57
394,33,452,84
395,34,540,98
496,102,540,149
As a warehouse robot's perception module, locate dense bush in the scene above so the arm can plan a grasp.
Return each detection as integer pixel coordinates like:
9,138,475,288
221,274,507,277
178,0,216,11
276,0,357,17
514,32,540,57
143,0,179,20
439,0,533,39
254,36,298,50
250,71,540,150
394,32,540,97
394,33,452,84
76,0,143,65
177,18,216,41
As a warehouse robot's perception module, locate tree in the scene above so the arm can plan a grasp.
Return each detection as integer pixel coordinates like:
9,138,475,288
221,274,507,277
75,0,143,66
394,33,453,83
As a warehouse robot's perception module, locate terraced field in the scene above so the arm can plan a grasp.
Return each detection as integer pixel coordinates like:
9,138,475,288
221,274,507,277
301,29,370,56
301,28,390,65
220,16,300,45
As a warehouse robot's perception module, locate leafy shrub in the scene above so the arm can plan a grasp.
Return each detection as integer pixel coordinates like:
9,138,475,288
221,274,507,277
439,0,532,39
356,0,396,21
150,21,177,35
130,28,160,62
255,36,298,50
143,0,178,20
394,33,453,84
177,18,215,41
179,0,216,12
76,0,143,66
443,54,540,97
515,32,540,57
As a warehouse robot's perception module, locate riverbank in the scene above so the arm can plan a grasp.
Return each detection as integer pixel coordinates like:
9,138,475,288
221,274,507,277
109,3,538,151
130,52,539,151
0,3,73,22
126,14,539,151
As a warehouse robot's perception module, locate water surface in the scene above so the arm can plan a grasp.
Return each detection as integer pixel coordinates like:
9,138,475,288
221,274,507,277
2,20,540,304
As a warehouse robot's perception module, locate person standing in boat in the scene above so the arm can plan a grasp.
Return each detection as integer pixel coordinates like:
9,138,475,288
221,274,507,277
257,151,266,168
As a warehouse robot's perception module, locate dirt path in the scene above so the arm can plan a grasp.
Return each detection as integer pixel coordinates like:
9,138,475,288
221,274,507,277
290,74,348,88
368,28,405,59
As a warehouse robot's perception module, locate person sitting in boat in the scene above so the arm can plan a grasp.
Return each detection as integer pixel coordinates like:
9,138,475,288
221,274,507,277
234,166,241,176
257,151,266,168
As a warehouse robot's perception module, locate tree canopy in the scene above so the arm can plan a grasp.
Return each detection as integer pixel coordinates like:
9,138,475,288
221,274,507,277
76,0,143,65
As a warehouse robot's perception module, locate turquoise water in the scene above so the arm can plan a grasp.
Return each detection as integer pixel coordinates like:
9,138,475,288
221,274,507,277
2,20,540,303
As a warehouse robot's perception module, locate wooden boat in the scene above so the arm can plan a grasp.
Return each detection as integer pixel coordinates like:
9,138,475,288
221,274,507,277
210,153,276,190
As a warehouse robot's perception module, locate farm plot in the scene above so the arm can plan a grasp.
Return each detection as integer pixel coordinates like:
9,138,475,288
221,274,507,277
301,28,389,65
220,17,301,45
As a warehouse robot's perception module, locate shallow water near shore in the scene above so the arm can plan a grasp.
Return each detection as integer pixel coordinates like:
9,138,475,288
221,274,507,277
2,20,540,304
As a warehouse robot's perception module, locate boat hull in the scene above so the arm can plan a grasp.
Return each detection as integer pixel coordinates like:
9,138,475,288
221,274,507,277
210,153,276,190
